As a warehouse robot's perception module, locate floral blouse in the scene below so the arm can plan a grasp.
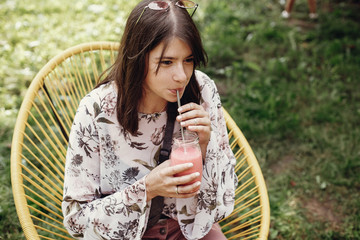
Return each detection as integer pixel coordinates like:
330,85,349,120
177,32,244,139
62,70,237,240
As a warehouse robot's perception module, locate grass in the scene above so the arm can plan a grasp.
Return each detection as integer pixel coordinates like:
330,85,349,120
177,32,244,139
201,0,360,239
1,0,359,239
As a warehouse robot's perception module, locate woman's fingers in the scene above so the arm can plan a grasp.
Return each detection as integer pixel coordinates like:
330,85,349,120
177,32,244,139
176,102,211,147
177,181,201,193
166,162,194,176
163,163,201,186
177,104,207,121
177,102,199,113
177,103,210,127
173,172,200,186
179,116,211,128
146,161,202,200
172,181,201,198
177,104,210,130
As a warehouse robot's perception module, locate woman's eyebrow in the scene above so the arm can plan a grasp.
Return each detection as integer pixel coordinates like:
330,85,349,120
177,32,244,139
156,54,193,60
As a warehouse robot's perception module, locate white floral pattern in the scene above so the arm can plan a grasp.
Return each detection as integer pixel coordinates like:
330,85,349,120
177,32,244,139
62,71,237,239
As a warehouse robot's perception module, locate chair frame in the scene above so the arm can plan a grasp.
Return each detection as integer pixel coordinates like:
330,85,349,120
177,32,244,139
11,42,270,239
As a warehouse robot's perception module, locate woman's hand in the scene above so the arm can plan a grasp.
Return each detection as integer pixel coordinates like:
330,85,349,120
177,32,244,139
145,160,201,201
176,102,211,157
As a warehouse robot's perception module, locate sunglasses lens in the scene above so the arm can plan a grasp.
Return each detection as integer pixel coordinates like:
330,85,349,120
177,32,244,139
148,1,169,10
137,1,197,25
177,0,196,8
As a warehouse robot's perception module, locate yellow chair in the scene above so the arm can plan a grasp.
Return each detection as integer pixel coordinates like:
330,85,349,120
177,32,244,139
11,42,270,240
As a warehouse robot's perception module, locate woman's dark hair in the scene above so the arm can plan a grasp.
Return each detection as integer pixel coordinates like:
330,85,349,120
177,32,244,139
97,0,207,135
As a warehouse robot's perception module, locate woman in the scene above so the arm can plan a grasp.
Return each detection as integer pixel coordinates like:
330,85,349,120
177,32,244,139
62,0,237,239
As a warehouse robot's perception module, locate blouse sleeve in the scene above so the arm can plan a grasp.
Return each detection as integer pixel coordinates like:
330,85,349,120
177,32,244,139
62,94,149,239
174,71,238,239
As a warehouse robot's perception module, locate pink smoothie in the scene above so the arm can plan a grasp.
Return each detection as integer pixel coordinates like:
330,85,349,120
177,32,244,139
171,146,202,185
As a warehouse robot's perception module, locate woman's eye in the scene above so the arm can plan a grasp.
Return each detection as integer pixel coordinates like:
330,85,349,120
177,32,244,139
185,58,194,64
160,60,172,65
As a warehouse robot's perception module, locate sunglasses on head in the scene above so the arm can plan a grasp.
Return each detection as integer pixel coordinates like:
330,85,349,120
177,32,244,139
136,0,198,25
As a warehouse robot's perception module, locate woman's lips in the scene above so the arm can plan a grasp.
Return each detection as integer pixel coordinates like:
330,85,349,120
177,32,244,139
170,88,184,95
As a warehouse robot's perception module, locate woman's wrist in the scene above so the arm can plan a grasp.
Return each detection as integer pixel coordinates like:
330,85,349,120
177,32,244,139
144,174,155,201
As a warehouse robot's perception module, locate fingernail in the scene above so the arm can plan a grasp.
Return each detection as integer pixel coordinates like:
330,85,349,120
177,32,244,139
187,163,193,167
181,122,185,126
177,115,182,121
196,181,201,186
178,107,183,112
194,172,200,177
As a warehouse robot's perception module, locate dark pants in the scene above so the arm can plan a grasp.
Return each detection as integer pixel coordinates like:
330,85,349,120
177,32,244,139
142,218,227,240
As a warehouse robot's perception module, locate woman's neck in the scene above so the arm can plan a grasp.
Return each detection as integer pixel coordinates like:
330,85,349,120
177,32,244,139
138,101,167,114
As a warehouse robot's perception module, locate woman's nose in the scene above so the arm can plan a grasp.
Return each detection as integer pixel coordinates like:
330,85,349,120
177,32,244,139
173,64,187,82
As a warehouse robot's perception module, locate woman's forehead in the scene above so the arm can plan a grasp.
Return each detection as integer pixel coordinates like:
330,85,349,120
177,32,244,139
150,37,192,59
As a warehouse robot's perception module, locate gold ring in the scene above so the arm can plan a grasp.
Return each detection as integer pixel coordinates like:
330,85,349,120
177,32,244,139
176,186,179,195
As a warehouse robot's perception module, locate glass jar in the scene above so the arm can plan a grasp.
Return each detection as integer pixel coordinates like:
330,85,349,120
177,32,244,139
170,130,202,185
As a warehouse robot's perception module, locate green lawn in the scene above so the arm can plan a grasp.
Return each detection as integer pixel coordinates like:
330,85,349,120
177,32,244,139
1,0,359,239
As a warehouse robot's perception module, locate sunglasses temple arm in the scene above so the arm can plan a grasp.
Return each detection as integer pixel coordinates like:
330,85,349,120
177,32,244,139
190,4,198,18
136,6,148,25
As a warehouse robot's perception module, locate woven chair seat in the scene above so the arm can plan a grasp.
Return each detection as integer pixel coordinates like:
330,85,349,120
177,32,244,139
11,42,270,240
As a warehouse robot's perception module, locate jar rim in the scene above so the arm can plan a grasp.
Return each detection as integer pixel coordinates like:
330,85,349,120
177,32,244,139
173,130,198,144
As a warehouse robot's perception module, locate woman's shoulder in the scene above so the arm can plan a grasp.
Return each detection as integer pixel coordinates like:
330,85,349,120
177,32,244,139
75,82,117,118
81,82,116,104
195,70,212,84
195,70,219,97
